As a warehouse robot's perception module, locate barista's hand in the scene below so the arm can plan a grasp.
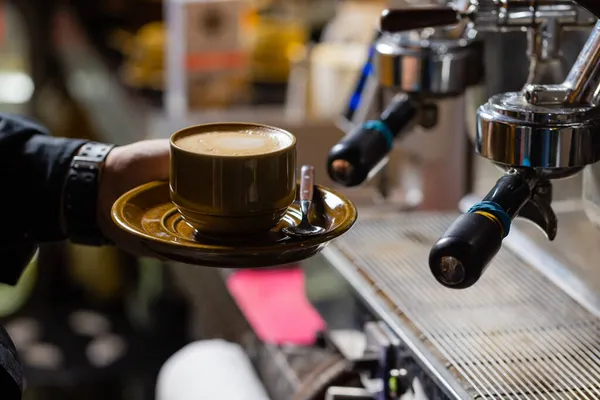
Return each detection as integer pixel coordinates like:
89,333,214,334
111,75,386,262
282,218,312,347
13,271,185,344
97,139,170,255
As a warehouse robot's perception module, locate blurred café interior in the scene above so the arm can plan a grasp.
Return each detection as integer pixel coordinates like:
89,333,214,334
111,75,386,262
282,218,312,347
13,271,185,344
7,0,600,399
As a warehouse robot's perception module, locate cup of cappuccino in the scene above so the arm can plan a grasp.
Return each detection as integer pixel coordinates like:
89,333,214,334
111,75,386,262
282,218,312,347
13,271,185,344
169,123,297,235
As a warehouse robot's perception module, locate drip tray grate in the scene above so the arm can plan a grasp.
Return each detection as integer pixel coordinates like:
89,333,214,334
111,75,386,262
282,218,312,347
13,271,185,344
331,212,600,399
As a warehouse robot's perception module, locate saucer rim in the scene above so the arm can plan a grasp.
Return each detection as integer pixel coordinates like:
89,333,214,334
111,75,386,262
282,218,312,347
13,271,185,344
111,181,357,253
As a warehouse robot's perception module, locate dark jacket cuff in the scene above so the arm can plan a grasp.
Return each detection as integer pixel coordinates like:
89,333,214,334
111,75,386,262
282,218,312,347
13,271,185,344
0,324,23,397
0,113,89,243
22,135,87,241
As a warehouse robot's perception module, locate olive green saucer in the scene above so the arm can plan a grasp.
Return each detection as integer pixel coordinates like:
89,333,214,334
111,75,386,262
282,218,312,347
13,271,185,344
111,181,357,268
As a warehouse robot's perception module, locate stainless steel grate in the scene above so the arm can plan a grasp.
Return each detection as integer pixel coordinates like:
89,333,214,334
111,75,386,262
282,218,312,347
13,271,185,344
332,212,600,399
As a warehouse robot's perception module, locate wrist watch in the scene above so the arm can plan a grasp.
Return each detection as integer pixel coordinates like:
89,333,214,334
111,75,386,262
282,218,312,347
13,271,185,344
63,142,116,246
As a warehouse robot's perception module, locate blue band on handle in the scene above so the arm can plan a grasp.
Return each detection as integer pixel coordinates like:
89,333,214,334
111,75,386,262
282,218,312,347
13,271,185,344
363,120,394,149
467,201,512,238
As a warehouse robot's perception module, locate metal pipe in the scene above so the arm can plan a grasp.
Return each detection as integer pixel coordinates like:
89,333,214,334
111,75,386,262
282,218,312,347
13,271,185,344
563,20,600,105
560,0,600,105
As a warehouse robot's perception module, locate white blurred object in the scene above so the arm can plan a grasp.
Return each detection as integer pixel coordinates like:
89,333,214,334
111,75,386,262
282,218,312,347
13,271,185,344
0,72,33,104
320,1,384,45
156,340,271,400
309,43,368,119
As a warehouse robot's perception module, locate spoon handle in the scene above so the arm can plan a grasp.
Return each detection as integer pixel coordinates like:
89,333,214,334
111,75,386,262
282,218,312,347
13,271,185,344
300,165,315,203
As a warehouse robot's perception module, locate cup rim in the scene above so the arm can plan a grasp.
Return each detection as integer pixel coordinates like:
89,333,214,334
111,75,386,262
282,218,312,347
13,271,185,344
170,122,297,158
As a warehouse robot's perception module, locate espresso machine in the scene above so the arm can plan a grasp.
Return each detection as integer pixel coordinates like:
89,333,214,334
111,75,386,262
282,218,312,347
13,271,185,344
312,1,600,399
426,0,600,290
327,1,484,210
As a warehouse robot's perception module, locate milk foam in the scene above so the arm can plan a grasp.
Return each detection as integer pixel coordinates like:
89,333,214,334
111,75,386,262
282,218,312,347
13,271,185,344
176,130,292,156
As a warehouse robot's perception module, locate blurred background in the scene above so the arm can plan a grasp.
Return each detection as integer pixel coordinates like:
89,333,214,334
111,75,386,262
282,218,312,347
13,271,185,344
1,0,589,399
0,0,387,398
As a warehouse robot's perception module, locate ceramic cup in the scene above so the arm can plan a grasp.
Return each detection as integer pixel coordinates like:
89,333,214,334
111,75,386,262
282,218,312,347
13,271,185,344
169,123,297,235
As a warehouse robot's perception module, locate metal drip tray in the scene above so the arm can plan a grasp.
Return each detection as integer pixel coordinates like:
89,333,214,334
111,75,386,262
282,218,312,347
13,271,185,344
327,212,600,399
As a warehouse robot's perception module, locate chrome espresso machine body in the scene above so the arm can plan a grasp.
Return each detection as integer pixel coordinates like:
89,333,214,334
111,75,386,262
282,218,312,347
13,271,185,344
327,8,484,210
314,1,600,399
428,1,600,289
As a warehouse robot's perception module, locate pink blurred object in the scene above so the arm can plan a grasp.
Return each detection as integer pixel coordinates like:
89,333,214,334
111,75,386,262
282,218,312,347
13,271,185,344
226,268,326,345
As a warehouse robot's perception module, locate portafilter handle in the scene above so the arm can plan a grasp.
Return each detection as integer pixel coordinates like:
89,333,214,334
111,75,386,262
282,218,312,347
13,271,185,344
380,6,460,33
429,170,557,289
327,94,418,187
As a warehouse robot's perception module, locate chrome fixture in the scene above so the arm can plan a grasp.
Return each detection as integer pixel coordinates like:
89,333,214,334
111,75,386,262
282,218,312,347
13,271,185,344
326,8,484,210
429,0,600,289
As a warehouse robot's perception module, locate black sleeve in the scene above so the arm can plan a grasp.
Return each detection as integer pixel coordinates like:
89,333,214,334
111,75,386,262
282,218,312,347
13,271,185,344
0,325,22,399
0,113,87,284
0,114,89,399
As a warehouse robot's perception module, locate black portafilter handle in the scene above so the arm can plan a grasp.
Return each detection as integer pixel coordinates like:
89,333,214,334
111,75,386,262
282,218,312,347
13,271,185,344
327,94,418,187
429,172,533,289
380,7,460,33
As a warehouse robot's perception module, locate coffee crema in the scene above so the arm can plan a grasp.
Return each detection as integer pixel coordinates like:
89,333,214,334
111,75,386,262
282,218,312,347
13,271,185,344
175,131,292,156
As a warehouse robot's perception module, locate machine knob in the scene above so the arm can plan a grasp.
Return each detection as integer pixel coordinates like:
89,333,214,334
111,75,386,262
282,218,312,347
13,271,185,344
327,94,417,187
380,7,460,33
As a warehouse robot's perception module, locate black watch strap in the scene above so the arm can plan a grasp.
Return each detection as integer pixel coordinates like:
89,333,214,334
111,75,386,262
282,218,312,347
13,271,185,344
64,142,115,246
